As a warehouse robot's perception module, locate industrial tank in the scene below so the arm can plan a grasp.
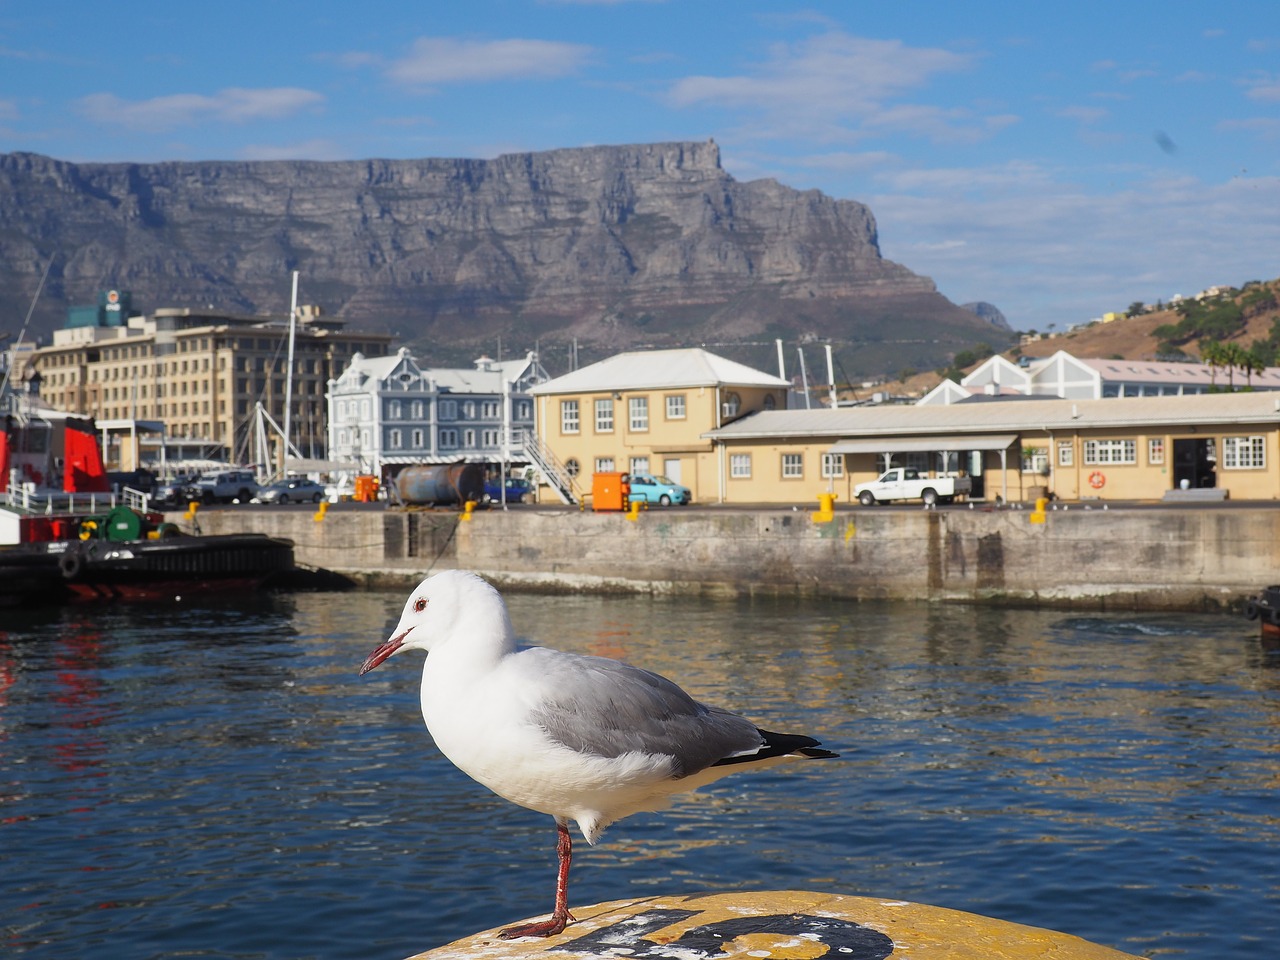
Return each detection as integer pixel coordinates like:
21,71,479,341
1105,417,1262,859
394,463,485,506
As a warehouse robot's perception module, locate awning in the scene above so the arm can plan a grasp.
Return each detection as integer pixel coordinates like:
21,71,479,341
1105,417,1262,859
827,433,1018,455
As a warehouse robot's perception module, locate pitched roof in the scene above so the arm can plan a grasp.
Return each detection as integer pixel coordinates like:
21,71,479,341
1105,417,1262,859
530,347,789,395
704,390,1280,441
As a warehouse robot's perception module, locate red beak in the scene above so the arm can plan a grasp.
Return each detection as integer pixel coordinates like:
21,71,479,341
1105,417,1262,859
358,631,408,675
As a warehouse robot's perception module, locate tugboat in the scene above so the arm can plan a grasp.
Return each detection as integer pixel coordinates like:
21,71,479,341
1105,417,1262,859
1243,585,1280,639
2,411,295,606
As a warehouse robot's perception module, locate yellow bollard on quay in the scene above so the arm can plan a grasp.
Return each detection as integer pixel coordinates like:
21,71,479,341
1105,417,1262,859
811,492,837,523
313,500,329,523
1029,496,1048,524
406,891,1145,960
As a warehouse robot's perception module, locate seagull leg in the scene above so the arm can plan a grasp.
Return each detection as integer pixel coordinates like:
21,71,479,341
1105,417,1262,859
498,817,576,939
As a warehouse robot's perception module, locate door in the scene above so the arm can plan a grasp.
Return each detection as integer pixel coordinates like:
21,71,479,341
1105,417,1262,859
1172,438,1216,489
663,458,682,483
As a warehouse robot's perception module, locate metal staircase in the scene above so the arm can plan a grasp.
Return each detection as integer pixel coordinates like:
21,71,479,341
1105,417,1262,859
515,428,581,505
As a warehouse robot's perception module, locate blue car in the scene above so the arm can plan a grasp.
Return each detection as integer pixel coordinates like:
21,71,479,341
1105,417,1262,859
627,474,691,506
483,476,534,503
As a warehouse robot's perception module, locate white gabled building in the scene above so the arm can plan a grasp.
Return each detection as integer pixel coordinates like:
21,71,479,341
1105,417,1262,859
326,349,548,475
920,349,1280,405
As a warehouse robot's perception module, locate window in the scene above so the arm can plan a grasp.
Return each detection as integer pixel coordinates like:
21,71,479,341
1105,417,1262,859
665,395,686,420
595,398,614,433
1084,439,1136,464
481,400,499,419
1148,438,1165,465
630,456,649,474
782,453,803,479
763,394,777,410
439,400,457,421
389,429,402,449
389,400,402,419
463,401,476,419
730,454,752,478
411,429,424,448
411,400,425,419
722,392,741,417
464,429,476,447
1223,435,1265,469
629,396,649,431
561,400,580,434
821,453,844,479
439,428,459,449
482,429,500,447
1058,441,1074,467
595,457,615,472
1021,447,1048,474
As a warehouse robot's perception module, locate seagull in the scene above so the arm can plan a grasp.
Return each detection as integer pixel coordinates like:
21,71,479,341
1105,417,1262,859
358,570,837,940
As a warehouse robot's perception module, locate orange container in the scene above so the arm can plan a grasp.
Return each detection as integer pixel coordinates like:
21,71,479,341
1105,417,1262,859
592,472,630,512
354,474,379,502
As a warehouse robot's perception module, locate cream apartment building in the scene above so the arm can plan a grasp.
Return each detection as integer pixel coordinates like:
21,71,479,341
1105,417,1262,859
29,298,391,465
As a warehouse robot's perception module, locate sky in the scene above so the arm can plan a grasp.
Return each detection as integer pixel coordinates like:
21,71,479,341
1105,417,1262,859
2,0,1279,334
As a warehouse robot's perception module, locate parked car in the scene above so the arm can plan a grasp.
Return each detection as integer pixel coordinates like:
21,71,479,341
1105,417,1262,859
483,476,534,503
853,467,972,506
254,478,326,504
185,469,261,504
627,474,691,506
153,473,199,506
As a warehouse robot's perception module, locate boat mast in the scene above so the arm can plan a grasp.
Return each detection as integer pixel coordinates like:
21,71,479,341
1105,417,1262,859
281,271,299,476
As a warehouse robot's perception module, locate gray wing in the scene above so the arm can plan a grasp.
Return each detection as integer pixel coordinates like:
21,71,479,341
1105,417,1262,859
519,647,764,778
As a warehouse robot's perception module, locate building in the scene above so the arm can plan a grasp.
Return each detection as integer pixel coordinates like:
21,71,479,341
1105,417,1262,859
702,391,1280,503
920,349,1280,405
528,347,790,503
27,293,392,469
326,349,549,477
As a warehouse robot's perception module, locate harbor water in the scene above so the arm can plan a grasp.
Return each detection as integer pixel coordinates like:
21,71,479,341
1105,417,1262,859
2,588,1277,959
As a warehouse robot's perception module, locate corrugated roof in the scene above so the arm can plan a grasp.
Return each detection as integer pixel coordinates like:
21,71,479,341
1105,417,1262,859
530,348,789,395
704,391,1280,441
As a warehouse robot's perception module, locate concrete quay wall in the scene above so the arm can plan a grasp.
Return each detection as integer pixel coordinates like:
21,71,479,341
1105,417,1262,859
181,505,1280,610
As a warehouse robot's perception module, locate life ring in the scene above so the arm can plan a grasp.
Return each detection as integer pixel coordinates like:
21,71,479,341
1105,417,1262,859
59,551,83,580
1088,471,1106,490
78,519,99,541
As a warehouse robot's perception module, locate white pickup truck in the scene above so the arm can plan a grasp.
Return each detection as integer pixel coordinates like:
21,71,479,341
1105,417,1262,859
854,467,972,506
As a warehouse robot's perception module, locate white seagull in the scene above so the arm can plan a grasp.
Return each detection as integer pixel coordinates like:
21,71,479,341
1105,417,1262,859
358,570,837,939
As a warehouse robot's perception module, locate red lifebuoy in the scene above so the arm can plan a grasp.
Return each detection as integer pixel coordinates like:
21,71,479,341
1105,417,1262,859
1089,471,1106,489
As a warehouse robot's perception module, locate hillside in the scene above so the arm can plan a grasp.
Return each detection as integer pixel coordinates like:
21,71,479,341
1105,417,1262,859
0,142,1013,379
878,276,1280,399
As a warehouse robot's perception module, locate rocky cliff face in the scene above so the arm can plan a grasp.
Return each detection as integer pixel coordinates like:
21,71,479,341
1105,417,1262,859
0,141,1007,376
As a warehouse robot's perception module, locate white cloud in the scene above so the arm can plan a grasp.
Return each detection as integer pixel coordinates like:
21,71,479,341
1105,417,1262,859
75,87,325,131
385,37,593,86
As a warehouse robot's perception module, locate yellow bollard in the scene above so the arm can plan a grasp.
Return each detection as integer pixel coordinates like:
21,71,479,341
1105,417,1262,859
625,499,644,522
313,500,329,523
811,492,837,523
460,499,477,522
1030,496,1048,524
183,501,200,522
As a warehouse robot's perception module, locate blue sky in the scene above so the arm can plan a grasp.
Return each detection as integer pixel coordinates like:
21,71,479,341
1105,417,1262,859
3,1,1278,334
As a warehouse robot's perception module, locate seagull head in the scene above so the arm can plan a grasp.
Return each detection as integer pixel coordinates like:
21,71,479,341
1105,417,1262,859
358,570,508,675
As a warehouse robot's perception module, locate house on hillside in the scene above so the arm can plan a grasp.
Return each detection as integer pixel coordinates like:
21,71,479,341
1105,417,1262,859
919,349,1280,405
326,349,548,477
528,347,789,504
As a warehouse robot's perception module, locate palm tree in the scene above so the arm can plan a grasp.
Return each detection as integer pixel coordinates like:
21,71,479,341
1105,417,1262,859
1199,339,1224,390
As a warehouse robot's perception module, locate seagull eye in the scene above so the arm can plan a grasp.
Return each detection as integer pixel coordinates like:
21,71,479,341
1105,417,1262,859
414,597,427,613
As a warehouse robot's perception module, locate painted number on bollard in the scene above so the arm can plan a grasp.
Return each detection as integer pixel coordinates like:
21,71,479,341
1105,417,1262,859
550,908,894,958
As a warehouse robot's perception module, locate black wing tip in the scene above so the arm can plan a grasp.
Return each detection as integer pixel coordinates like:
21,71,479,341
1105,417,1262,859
711,729,840,766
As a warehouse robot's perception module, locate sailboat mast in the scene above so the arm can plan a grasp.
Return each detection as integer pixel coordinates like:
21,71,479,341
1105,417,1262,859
281,271,299,476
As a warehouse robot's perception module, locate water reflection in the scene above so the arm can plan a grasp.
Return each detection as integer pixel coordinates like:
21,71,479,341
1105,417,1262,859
0,590,1276,959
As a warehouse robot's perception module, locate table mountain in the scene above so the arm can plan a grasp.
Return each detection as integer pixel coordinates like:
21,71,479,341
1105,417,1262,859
0,141,1009,377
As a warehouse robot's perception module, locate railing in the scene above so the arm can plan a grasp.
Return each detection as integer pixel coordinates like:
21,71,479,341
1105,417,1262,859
2,486,121,516
513,428,581,505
